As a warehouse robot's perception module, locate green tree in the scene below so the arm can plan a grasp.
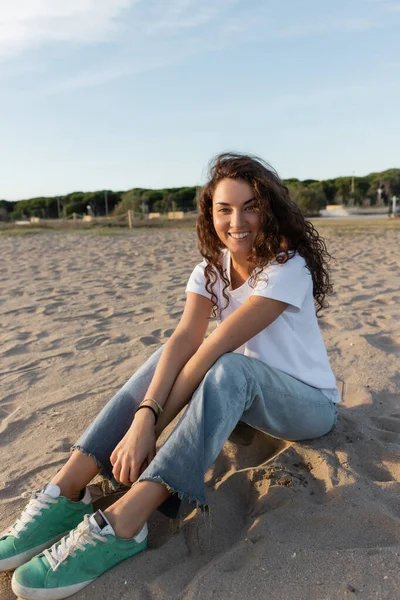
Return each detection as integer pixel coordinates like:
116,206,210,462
113,190,144,216
334,177,352,203
142,190,165,213
0,199,14,221
347,177,370,206
174,187,197,210
384,170,400,196
287,182,327,216
321,180,338,204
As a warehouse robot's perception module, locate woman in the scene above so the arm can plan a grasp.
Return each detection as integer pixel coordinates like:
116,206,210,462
2,153,340,600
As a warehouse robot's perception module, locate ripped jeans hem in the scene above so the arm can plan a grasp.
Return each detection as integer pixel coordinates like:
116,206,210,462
71,445,209,515
136,474,209,513
70,445,113,481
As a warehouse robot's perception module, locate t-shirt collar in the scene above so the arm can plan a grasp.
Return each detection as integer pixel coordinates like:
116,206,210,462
224,250,250,296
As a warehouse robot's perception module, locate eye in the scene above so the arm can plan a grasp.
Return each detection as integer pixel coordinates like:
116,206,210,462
245,204,256,211
218,208,231,213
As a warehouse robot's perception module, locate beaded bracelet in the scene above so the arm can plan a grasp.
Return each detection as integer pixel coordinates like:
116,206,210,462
135,404,158,424
141,397,163,415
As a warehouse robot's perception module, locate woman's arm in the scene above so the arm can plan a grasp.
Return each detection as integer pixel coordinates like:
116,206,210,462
155,295,287,436
142,292,213,407
110,292,213,485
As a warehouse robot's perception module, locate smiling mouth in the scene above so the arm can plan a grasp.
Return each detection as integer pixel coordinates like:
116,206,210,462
228,232,250,239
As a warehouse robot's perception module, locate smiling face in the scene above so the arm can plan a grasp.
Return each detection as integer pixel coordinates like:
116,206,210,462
212,178,261,259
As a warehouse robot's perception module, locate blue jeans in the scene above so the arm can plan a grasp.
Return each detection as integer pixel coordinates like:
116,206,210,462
73,347,338,516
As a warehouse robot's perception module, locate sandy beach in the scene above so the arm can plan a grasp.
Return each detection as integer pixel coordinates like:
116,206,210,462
1,225,400,600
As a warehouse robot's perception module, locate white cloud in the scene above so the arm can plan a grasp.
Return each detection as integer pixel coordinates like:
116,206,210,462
0,0,240,62
0,0,241,88
0,0,397,90
137,0,239,35
223,6,380,41
0,0,136,60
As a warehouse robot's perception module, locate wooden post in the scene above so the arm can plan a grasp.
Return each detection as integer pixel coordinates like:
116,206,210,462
128,210,134,229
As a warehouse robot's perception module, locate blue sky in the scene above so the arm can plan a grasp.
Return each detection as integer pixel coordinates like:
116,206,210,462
1,0,399,200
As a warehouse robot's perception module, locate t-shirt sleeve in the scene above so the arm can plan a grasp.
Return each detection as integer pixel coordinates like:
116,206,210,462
185,260,212,299
252,255,312,311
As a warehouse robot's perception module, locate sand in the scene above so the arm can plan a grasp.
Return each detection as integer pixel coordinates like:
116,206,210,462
1,227,399,599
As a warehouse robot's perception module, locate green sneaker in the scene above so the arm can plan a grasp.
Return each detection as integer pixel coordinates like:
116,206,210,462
12,510,148,600
0,484,93,572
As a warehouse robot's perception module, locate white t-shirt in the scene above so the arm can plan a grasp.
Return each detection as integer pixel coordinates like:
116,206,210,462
185,249,341,403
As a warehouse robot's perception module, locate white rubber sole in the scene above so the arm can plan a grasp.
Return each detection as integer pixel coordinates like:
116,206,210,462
0,533,67,573
11,575,95,600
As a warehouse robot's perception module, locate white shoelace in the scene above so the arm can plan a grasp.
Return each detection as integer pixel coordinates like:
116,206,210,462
44,514,107,572
6,491,58,539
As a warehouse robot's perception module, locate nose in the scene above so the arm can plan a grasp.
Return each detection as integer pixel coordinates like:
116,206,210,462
230,208,245,229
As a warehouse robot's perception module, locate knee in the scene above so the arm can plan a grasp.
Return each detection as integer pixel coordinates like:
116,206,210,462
213,352,245,372
207,353,247,388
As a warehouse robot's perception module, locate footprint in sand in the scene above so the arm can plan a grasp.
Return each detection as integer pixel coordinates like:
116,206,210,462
3,342,32,357
48,437,72,453
371,429,400,444
351,294,374,302
0,411,37,443
168,309,185,320
348,438,397,483
3,305,36,316
163,328,175,338
42,338,65,351
0,395,22,436
75,335,109,350
370,416,400,434
360,462,395,482
42,302,64,315
319,320,335,330
14,332,31,341
166,284,182,291
364,333,400,355
139,336,159,346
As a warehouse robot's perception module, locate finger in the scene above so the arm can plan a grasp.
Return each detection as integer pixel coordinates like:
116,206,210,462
110,451,116,466
120,461,131,488
138,459,148,476
147,449,156,464
112,462,121,484
129,463,140,484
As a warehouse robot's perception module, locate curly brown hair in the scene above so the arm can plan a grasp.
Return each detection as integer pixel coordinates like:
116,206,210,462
196,152,333,317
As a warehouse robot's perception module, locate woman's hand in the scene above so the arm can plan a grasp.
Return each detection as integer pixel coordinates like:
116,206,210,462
110,409,156,487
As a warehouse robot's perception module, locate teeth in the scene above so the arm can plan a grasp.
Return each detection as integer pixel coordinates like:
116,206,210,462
230,232,249,239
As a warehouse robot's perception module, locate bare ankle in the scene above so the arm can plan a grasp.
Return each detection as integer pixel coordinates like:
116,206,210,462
104,509,142,540
50,479,83,502
50,450,99,502
62,488,83,502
